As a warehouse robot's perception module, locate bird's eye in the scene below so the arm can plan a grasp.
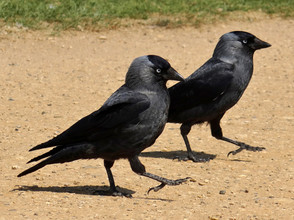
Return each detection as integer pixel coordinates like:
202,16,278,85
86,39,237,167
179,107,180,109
242,39,247,44
156,68,161,74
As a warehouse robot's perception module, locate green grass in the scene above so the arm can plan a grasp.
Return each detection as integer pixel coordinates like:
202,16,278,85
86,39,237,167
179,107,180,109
0,0,293,30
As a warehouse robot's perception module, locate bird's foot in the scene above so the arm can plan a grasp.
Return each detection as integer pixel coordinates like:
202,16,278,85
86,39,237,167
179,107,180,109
147,183,166,194
173,153,210,163
93,188,132,198
147,177,191,194
227,143,266,156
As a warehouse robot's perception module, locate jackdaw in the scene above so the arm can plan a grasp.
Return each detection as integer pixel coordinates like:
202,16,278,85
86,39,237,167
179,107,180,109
18,55,189,197
168,31,271,162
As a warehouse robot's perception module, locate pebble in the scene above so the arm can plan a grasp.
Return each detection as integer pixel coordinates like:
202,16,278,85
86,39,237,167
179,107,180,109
219,190,226,195
12,165,19,170
196,179,208,185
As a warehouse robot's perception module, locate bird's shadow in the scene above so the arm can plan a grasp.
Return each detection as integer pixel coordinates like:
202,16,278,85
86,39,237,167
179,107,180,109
14,185,135,196
13,185,174,201
140,150,216,161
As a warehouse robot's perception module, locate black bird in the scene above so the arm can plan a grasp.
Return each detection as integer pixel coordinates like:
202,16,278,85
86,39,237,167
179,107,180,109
168,31,271,162
18,55,189,197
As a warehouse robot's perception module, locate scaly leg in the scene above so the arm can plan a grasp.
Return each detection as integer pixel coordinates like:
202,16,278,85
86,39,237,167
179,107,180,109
93,160,132,198
129,156,190,194
210,116,265,157
176,124,209,162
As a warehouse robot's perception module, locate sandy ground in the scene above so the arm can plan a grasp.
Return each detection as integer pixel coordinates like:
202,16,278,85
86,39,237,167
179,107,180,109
0,16,293,219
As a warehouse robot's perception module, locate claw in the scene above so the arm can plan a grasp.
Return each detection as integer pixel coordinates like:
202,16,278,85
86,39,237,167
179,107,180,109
147,177,191,194
173,155,210,163
147,183,166,194
227,147,244,157
227,144,266,157
93,189,132,198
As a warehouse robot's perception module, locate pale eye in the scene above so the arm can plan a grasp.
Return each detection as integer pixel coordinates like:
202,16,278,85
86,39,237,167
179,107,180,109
156,68,161,73
242,39,247,44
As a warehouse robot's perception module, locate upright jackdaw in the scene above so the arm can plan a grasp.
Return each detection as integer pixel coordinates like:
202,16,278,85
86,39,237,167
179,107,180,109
18,55,188,197
168,31,271,162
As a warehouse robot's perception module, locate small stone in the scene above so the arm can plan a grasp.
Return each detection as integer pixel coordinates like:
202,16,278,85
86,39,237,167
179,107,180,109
219,190,226,195
12,165,19,170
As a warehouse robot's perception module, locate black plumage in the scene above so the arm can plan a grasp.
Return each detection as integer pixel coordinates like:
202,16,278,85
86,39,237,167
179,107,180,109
18,55,189,197
168,31,271,162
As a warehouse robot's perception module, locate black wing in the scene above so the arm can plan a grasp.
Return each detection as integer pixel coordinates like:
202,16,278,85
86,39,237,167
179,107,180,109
168,59,234,117
30,86,150,151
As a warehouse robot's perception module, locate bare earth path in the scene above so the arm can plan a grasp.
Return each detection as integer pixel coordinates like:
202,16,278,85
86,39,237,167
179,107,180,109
0,17,293,219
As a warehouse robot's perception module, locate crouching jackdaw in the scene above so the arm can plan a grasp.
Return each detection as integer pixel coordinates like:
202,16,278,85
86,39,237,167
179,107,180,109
168,31,271,162
18,55,188,197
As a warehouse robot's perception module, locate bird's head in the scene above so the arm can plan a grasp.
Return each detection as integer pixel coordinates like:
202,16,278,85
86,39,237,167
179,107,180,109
213,31,271,60
126,55,184,89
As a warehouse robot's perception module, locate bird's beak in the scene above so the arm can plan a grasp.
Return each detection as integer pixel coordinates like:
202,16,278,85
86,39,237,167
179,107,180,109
252,37,271,50
164,67,185,82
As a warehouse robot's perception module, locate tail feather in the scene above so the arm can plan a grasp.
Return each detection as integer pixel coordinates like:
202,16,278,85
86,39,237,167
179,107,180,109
27,146,64,163
18,143,96,177
29,140,56,151
18,159,50,177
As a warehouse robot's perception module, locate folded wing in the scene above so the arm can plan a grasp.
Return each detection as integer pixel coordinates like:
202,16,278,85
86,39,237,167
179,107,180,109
30,86,150,152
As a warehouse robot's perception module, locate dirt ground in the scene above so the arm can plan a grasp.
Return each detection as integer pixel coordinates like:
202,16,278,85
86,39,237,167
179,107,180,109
0,15,293,219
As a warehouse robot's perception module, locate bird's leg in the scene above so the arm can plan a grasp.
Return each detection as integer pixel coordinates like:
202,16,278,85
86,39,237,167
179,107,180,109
93,160,132,198
175,124,208,162
129,156,191,194
221,137,266,156
210,117,265,157
143,172,191,194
